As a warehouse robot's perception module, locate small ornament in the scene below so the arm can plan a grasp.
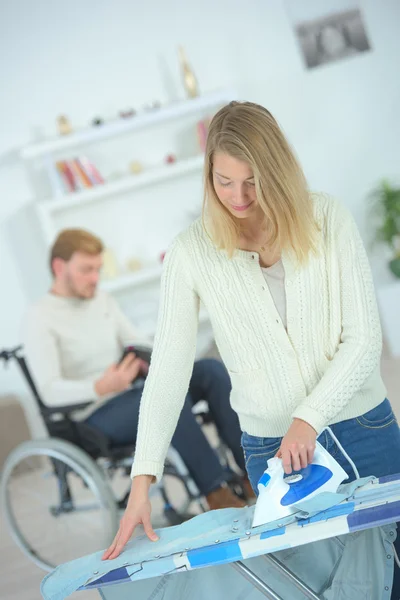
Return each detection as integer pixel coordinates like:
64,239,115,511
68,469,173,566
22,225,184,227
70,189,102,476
126,257,142,272
102,248,119,279
143,101,161,111
178,46,199,98
160,252,166,262
129,161,143,174
92,117,104,127
119,108,136,119
165,154,176,164
57,115,72,136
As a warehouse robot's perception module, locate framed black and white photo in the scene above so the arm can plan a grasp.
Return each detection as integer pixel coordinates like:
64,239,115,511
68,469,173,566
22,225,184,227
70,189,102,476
286,0,372,69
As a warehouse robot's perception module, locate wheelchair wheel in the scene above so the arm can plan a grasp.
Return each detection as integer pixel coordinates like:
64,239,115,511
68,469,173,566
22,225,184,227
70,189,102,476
160,470,202,525
1,438,119,571
159,450,208,525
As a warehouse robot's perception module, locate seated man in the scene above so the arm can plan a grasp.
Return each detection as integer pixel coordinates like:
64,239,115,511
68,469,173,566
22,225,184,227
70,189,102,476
22,228,253,510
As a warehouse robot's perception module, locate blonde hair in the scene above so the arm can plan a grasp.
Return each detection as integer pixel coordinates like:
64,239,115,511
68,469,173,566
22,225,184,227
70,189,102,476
50,228,104,274
203,101,319,262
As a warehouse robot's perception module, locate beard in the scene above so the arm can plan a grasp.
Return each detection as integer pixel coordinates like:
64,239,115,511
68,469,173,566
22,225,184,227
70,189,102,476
65,273,96,299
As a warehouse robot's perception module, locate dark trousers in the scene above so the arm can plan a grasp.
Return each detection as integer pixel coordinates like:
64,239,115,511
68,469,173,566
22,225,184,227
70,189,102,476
85,358,244,496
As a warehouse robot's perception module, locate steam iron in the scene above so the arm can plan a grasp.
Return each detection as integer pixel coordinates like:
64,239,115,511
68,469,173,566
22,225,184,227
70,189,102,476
252,440,349,528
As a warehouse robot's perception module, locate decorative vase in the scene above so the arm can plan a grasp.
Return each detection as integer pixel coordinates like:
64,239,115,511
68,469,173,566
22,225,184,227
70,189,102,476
178,46,199,99
389,257,400,278
57,115,72,135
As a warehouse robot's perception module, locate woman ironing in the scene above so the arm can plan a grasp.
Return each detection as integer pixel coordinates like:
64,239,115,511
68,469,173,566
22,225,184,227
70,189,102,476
103,101,400,595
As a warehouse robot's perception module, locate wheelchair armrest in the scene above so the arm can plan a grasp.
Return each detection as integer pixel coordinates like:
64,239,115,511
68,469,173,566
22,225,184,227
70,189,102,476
42,401,93,418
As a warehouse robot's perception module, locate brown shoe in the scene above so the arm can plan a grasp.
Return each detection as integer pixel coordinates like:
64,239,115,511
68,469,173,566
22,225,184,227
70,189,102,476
242,476,256,501
206,484,246,510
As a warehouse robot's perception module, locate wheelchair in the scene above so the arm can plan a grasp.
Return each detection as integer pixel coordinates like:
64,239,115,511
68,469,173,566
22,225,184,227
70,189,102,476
0,346,209,571
0,346,246,572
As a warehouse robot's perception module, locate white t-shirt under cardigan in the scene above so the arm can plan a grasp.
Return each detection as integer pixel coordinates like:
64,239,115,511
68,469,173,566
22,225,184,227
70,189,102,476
131,194,386,483
262,260,287,328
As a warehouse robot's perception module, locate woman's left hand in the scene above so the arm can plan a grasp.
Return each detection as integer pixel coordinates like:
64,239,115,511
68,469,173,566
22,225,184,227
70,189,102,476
277,418,317,474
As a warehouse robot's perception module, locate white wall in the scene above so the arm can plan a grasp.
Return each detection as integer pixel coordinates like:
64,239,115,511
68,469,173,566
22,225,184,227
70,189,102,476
0,0,399,434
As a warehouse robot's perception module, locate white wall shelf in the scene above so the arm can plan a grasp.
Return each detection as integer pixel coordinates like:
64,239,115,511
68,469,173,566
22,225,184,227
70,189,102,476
39,154,204,213
25,86,234,352
100,264,163,293
21,89,236,160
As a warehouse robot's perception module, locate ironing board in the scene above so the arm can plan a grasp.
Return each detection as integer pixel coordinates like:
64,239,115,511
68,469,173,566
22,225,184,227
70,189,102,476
41,473,400,600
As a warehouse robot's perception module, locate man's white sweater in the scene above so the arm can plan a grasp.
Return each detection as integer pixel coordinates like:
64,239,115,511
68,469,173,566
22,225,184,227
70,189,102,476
22,291,149,420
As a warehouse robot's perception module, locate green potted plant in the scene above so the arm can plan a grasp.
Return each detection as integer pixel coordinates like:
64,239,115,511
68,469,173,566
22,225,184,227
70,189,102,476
369,180,400,278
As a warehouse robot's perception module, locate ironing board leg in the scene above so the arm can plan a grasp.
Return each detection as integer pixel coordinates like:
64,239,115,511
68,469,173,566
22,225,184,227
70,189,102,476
231,561,284,599
263,554,322,600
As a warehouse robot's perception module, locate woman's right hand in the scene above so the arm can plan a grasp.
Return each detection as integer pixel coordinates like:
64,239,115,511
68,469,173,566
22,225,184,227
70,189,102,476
102,475,159,560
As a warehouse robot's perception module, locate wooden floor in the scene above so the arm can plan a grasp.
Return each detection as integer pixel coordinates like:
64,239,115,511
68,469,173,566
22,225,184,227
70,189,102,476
1,351,399,600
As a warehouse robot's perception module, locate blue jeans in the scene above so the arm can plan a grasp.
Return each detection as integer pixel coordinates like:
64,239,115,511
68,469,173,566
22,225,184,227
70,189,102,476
241,398,400,599
85,359,245,496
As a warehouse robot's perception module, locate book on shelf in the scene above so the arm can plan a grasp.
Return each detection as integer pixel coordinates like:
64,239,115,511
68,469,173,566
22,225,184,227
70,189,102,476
66,160,84,191
55,161,75,193
47,157,104,196
69,159,90,190
78,156,104,185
